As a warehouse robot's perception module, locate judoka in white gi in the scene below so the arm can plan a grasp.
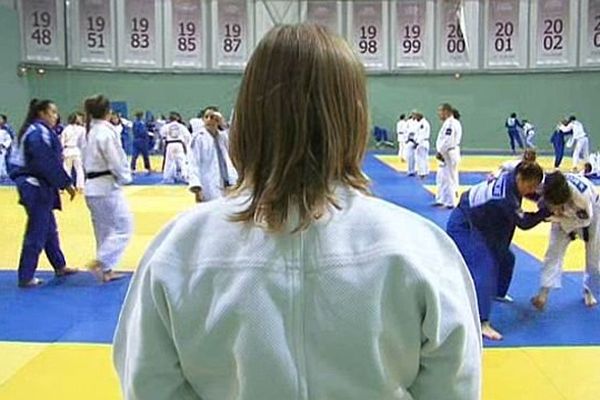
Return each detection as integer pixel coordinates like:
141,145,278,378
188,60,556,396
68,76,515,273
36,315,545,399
532,172,600,309
435,104,462,208
83,95,133,283
396,114,407,161
405,113,419,176
0,127,11,180
188,111,238,202
61,112,86,191
564,116,589,171
161,112,191,183
113,24,481,400
522,120,536,149
414,112,431,178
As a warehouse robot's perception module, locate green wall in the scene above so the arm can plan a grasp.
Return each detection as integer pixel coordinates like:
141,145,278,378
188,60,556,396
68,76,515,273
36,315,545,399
2,4,600,151
0,5,29,128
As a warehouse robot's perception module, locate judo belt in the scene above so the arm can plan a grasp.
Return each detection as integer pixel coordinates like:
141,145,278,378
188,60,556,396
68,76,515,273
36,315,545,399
162,140,187,172
85,170,112,180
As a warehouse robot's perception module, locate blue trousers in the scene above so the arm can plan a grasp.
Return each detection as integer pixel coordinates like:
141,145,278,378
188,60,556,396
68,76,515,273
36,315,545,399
131,142,151,171
16,181,66,283
497,250,515,298
552,138,565,168
446,209,499,321
508,130,524,152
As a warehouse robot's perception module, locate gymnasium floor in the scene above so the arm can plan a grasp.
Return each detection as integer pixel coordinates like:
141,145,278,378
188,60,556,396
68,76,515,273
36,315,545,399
0,153,598,400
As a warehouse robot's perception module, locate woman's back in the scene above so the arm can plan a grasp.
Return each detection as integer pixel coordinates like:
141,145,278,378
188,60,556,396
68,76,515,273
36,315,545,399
114,187,480,400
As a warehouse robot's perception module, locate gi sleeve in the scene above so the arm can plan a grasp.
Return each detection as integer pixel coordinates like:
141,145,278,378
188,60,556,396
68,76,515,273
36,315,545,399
187,135,202,191
406,226,482,400
98,130,132,185
113,221,201,400
25,131,71,189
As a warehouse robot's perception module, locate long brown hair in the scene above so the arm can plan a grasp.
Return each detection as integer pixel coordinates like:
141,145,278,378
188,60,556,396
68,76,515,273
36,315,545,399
229,24,370,232
83,94,111,135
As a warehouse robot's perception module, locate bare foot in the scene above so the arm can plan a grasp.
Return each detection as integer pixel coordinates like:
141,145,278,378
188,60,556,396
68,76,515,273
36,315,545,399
18,277,44,288
55,267,79,277
531,294,547,311
584,290,598,308
102,270,125,283
482,322,503,341
87,260,105,282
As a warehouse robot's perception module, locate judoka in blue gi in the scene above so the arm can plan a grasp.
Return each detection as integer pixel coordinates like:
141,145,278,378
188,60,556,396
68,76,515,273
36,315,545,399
505,113,524,154
130,111,152,174
446,162,549,340
550,120,573,168
9,99,78,288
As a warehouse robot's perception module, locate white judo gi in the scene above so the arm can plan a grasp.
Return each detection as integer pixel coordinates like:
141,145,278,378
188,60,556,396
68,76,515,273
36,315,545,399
161,121,191,183
569,120,589,169
61,123,86,190
405,118,419,175
188,128,238,201
542,174,600,297
396,118,408,160
0,128,12,179
435,116,462,207
113,186,481,400
523,122,536,148
415,118,431,177
83,119,133,273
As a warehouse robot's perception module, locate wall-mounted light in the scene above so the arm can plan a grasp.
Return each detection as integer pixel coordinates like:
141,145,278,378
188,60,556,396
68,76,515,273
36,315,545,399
454,73,461,80
36,67,46,76
17,65,28,77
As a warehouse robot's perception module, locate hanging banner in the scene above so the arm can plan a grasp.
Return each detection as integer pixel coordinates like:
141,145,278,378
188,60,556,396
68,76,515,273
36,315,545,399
437,0,480,69
531,0,577,67
580,0,600,66
213,0,252,69
394,0,433,69
303,1,341,35
70,0,116,67
165,0,206,69
349,1,389,71
117,0,163,68
19,0,65,65
484,0,527,68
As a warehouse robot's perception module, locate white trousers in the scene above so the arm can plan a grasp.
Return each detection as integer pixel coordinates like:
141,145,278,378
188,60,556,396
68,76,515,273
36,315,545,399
397,134,406,160
406,144,417,175
436,148,460,207
542,213,600,297
0,149,7,178
573,137,590,168
525,133,536,149
163,143,188,183
64,155,85,190
85,190,133,272
416,142,430,177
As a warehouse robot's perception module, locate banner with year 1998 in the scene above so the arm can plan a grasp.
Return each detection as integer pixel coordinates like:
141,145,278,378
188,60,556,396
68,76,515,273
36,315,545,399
349,1,389,71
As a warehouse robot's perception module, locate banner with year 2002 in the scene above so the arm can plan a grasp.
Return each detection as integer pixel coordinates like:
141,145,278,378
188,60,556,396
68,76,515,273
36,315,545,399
530,0,578,68
18,0,65,65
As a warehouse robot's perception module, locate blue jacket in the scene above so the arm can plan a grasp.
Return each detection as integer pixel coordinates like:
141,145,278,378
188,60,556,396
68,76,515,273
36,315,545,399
9,120,72,210
457,170,547,256
132,120,149,144
505,118,523,134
